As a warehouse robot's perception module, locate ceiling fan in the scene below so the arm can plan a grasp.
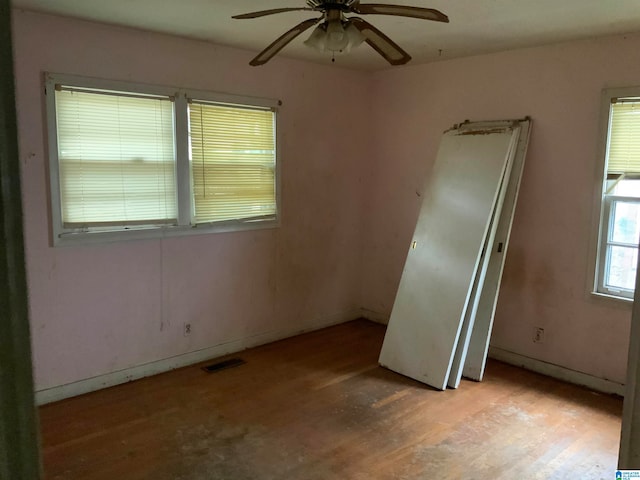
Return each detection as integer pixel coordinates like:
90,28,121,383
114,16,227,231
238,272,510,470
232,0,449,66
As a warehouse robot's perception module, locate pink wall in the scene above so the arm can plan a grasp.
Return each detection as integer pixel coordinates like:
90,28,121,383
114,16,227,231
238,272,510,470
14,9,640,392
12,10,372,391
364,34,640,385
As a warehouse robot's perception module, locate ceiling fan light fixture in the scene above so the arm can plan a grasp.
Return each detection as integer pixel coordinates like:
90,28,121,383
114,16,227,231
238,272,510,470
325,19,349,52
304,19,364,54
304,24,327,51
344,23,365,52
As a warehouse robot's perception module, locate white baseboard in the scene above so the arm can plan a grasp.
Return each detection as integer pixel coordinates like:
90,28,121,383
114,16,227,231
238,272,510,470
35,309,361,405
360,308,389,325
489,346,625,396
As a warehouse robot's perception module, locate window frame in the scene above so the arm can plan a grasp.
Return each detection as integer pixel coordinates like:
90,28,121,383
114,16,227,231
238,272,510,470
591,86,640,303
45,73,281,246
596,194,640,299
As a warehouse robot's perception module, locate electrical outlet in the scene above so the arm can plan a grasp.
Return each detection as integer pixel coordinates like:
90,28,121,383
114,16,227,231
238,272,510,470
184,322,192,337
533,327,545,344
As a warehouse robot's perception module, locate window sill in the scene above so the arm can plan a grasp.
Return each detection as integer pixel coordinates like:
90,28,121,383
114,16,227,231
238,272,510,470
590,291,634,306
53,218,279,247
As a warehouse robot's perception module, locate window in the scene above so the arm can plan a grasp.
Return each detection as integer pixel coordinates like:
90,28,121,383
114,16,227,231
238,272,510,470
46,73,279,245
595,93,640,299
189,101,276,224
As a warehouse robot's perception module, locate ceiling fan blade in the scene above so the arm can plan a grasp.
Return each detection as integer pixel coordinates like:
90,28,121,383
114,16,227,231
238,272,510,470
233,8,315,20
348,17,411,65
352,4,449,23
249,18,321,66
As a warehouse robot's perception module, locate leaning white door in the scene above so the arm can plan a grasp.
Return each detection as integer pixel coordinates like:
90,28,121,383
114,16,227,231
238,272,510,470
446,126,519,389
463,120,532,381
378,125,519,390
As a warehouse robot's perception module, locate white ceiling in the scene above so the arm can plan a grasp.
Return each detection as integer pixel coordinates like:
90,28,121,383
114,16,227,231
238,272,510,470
11,0,640,70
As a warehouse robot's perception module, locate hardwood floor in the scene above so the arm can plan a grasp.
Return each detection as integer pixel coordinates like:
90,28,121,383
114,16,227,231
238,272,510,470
39,319,622,480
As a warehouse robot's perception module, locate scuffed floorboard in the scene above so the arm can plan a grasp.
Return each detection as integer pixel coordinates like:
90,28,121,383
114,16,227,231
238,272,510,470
39,319,621,479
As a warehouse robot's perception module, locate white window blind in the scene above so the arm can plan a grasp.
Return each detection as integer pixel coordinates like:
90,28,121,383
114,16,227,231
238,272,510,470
189,101,276,224
55,87,177,227
607,99,640,174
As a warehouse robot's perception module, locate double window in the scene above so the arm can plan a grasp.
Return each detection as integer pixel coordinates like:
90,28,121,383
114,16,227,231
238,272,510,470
596,93,640,299
46,74,279,245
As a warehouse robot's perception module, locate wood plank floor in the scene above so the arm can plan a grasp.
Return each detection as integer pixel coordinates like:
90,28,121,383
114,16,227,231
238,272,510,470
39,319,622,480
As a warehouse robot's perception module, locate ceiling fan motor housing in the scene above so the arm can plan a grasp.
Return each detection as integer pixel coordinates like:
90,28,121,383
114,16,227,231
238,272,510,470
306,0,359,11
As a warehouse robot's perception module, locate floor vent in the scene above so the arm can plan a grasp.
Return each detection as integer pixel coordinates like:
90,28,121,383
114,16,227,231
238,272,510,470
202,357,246,373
